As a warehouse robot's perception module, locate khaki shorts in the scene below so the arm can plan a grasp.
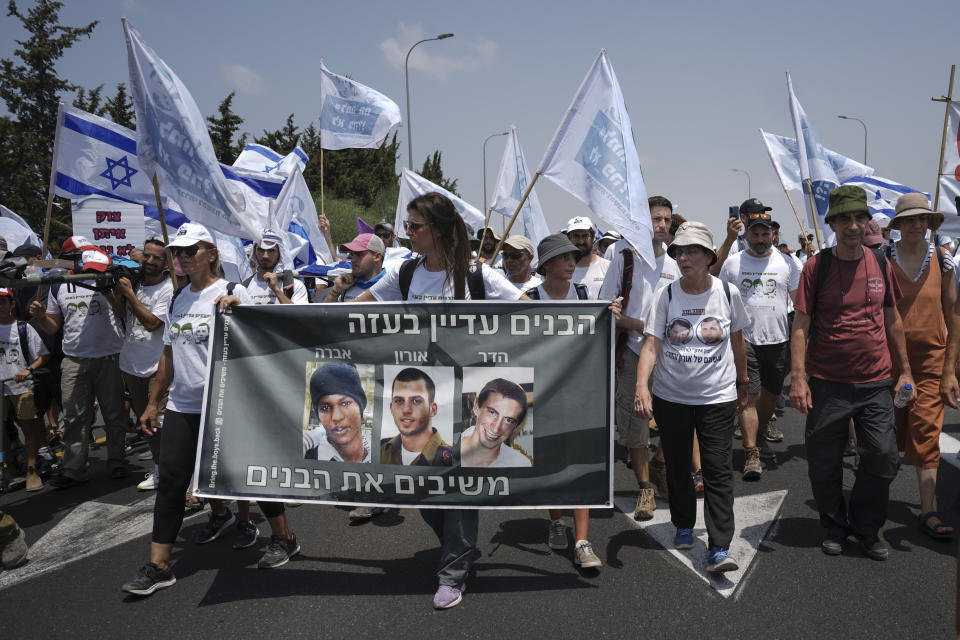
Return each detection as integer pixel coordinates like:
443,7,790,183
5,390,39,422
616,348,650,448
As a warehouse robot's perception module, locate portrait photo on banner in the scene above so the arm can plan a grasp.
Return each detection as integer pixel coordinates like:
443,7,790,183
379,364,456,466
457,367,534,469
301,361,376,464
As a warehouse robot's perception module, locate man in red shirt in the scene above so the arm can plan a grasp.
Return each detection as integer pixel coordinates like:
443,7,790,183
789,185,914,562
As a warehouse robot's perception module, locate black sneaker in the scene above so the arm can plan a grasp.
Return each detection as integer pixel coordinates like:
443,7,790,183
855,535,888,561
121,563,176,596
232,520,260,550
195,509,236,544
258,533,300,569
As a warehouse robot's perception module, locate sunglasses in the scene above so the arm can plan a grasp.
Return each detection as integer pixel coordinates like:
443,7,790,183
503,252,528,260
375,231,393,239
170,244,206,257
403,220,430,232
746,212,772,222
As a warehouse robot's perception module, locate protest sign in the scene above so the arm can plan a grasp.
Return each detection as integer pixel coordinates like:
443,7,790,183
70,196,144,257
193,301,613,509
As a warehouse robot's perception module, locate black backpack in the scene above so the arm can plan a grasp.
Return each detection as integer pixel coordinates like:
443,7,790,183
398,258,485,300
524,283,589,300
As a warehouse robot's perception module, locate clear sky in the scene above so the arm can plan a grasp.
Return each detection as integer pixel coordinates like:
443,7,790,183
2,0,958,248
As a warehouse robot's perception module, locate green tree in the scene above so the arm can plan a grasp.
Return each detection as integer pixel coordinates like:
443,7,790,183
419,150,459,195
206,91,246,163
254,113,299,154
0,0,97,245
72,83,102,113
101,82,135,129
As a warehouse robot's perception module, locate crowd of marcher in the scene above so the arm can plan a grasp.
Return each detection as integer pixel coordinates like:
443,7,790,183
0,186,957,617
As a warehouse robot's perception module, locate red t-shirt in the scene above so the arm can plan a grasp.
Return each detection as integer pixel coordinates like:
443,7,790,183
794,249,901,383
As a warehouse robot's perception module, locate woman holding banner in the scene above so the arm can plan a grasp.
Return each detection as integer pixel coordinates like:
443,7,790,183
634,221,749,574
353,192,526,609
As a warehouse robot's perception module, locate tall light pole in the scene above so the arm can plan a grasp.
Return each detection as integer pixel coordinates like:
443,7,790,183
838,115,867,164
482,131,509,214
731,168,751,198
405,33,454,169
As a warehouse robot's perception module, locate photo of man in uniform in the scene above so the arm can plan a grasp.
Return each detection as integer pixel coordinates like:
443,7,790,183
303,362,371,463
459,378,532,468
380,367,453,466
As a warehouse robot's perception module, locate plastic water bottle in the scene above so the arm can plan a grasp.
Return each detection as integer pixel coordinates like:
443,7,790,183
894,383,913,409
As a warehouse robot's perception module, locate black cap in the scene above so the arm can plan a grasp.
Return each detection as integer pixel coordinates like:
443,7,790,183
739,198,772,215
12,244,41,258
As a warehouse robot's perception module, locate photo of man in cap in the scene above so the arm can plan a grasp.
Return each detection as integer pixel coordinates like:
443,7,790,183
303,362,372,463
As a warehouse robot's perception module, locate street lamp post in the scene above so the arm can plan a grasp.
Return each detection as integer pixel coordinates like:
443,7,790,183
731,168,751,198
405,33,454,169
482,131,509,214
838,115,867,164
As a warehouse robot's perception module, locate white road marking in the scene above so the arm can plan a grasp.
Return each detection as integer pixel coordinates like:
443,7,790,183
615,490,787,599
940,432,960,469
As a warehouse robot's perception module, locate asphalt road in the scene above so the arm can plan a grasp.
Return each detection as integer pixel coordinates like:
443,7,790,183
1,405,956,639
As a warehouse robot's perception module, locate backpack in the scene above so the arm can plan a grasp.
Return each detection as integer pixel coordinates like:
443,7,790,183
613,248,636,367
807,247,888,343
398,258,485,301
524,283,589,300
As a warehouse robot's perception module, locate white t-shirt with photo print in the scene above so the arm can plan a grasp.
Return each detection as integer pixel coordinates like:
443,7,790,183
120,279,174,377
0,321,48,396
645,277,748,405
719,249,800,345
46,283,124,358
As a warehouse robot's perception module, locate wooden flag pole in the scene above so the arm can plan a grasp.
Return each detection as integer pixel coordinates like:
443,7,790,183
932,64,956,211
152,174,177,287
41,102,66,258
803,179,824,250
490,172,541,262
782,187,808,237
320,147,325,218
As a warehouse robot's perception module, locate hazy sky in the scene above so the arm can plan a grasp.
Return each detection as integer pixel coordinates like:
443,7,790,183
2,0,958,247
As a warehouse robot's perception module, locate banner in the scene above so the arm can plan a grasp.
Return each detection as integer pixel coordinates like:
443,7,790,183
193,302,613,508
394,168,485,239
537,49,654,270
489,125,551,247
940,100,960,215
124,19,261,240
71,196,145,257
318,60,402,150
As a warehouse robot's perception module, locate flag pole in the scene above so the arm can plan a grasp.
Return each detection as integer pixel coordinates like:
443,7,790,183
782,187,808,237
803,179,824,250
933,64,956,210
320,147,325,218
490,172,541,261
41,102,66,258
151,174,177,287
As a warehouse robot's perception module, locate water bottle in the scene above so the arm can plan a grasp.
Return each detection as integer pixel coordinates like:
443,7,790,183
894,383,913,409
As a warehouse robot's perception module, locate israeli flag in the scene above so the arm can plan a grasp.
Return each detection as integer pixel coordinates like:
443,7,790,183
489,125,550,247
841,176,929,217
394,169,485,240
536,50,654,270
760,129,874,192
232,143,308,176
319,60,402,150
124,19,261,241
0,204,44,250
273,166,333,266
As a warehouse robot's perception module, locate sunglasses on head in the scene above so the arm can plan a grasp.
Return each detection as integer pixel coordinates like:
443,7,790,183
170,244,205,257
747,212,772,222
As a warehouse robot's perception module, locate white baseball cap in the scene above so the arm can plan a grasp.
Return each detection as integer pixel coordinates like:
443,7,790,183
80,248,112,273
169,223,215,248
565,216,594,233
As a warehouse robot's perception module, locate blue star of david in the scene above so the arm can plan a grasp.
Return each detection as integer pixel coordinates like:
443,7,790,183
100,155,138,190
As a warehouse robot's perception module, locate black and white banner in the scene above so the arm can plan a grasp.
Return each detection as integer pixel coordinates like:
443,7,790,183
193,301,613,509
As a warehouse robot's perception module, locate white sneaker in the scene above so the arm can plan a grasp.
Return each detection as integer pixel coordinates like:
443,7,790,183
137,450,154,461
137,470,158,491
574,539,602,568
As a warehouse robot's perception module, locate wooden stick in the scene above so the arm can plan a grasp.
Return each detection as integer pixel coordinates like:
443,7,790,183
783,187,808,237
151,174,177,287
803,179,824,250
490,172,541,261
41,102,66,258
320,146,325,218
933,64,956,210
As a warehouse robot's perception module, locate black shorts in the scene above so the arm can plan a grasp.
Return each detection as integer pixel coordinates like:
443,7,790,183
746,341,789,395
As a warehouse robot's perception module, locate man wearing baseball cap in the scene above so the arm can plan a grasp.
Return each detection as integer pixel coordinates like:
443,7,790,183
244,228,308,305
565,216,609,299
499,235,541,292
321,233,387,303
712,198,770,275
374,221,398,248
476,227,502,265
790,185,913,560
29,246,128,487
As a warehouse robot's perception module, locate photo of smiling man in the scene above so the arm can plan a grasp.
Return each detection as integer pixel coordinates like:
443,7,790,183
302,362,374,463
459,377,533,468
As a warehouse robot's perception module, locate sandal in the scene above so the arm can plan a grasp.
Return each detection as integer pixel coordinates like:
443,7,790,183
918,511,953,540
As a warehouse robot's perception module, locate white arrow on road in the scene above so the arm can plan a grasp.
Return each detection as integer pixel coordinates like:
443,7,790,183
0,497,158,591
615,490,786,599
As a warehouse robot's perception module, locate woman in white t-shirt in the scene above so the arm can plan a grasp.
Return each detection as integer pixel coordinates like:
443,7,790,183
634,221,749,575
121,223,262,596
354,192,525,610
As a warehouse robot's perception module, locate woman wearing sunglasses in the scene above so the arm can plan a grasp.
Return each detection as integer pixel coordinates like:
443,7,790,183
352,192,526,609
121,223,254,596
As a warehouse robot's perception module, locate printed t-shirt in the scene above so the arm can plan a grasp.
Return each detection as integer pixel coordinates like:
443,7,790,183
719,250,800,345
572,257,610,299
245,274,309,305
598,240,656,355
794,249,900,384
46,283,124,358
370,262,522,302
0,321,48,396
645,277,748,405
120,279,174,377
164,280,252,414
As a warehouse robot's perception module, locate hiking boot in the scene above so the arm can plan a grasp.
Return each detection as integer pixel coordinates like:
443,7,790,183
764,423,784,442
1,529,28,569
633,487,656,520
349,506,385,522
548,518,568,549
706,546,739,573
232,520,260,550
195,509,235,544
574,540,602,568
649,460,669,498
433,585,463,609
121,562,176,596
742,447,762,480
25,467,42,492
258,533,300,568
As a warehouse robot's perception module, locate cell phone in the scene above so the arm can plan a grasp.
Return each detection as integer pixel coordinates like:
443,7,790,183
728,206,739,219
